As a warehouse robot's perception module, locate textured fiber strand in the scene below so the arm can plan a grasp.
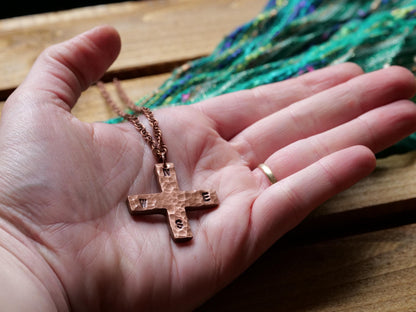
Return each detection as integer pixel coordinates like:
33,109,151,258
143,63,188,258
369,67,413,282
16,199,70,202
107,0,416,156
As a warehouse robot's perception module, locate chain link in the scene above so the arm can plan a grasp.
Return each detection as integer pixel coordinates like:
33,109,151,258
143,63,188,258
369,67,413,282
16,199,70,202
97,79,168,166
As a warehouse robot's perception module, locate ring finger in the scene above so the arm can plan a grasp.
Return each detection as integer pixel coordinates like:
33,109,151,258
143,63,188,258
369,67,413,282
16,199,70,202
256,99,416,185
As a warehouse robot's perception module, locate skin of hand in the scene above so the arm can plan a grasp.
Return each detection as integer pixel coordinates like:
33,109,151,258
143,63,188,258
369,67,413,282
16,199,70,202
0,25,416,311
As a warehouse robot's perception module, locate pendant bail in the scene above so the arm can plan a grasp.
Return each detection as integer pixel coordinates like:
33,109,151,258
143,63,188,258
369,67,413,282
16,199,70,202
160,154,167,169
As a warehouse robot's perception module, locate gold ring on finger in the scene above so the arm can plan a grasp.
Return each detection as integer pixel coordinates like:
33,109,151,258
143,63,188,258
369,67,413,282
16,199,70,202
258,163,277,185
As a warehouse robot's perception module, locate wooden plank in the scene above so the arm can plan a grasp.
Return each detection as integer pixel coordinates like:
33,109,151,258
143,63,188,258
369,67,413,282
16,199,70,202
319,151,416,215
199,223,416,311
0,74,170,122
297,151,416,237
0,0,264,97
72,74,170,122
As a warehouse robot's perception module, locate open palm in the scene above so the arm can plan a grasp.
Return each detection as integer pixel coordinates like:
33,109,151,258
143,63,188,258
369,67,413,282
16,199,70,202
0,26,415,311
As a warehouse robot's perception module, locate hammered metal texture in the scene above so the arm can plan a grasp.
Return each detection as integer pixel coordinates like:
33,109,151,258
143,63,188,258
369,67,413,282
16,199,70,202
127,163,219,242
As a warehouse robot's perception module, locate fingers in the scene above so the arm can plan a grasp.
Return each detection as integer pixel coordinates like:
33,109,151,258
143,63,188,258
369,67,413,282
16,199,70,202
262,100,416,181
5,25,121,113
232,66,416,168
250,146,376,252
195,63,364,140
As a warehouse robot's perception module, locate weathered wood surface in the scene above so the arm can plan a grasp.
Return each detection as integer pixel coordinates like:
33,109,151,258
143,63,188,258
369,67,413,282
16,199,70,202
1,1,416,311
200,223,416,311
73,74,170,122
0,0,264,98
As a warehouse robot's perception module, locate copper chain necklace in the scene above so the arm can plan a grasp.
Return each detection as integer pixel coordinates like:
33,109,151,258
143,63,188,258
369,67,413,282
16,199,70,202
97,79,219,243
98,79,168,166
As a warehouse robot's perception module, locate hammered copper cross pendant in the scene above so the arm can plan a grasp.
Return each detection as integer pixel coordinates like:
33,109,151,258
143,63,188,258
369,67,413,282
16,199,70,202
127,163,219,242
97,80,219,243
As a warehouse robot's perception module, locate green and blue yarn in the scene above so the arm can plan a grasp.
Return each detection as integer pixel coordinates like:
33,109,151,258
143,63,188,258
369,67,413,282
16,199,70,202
108,0,416,156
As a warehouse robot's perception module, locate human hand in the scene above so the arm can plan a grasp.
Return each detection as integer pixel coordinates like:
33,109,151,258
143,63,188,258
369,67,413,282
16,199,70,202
0,26,415,311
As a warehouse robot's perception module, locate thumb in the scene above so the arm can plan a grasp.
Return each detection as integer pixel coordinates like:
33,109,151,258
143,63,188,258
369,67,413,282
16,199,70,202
5,25,121,113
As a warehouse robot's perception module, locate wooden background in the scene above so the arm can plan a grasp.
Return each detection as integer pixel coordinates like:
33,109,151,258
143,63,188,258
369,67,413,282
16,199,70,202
1,0,416,310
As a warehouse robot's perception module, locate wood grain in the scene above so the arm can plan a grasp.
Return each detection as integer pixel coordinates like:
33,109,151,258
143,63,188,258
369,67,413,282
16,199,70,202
0,74,169,122
0,0,265,96
319,151,416,215
296,151,416,238
199,223,416,311
72,74,170,122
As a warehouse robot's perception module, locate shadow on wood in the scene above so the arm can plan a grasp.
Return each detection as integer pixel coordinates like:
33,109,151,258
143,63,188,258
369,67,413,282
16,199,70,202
199,224,416,311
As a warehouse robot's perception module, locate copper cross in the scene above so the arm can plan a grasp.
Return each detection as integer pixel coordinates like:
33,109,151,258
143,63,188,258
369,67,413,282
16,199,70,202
127,163,219,242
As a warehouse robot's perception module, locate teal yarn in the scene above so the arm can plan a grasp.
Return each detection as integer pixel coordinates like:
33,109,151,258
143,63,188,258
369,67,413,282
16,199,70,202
108,0,416,156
